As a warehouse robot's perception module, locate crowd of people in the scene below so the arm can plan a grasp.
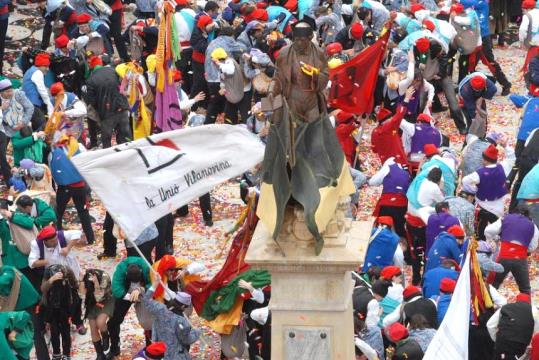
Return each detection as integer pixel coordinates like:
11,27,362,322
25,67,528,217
0,0,537,358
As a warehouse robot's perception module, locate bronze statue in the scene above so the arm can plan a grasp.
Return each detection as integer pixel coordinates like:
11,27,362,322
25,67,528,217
257,18,354,256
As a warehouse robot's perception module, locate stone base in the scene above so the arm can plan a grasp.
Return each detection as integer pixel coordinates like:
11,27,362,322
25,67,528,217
245,218,371,360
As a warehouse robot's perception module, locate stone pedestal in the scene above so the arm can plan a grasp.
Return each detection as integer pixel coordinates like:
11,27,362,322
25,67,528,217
245,199,371,360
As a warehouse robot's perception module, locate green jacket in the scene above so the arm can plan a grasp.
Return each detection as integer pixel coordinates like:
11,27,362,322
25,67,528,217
0,311,33,360
11,131,36,167
11,198,56,230
111,257,151,299
0,266,39,311
0,220,29,270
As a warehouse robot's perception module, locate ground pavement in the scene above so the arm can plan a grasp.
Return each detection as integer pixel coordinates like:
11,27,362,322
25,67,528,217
2,4,535,359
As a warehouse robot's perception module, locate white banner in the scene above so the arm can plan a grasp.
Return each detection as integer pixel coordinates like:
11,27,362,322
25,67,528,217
72,124,265,240
423,251,471,360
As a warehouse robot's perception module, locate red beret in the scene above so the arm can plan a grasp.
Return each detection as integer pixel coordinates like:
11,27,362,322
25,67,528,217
377,216,394,227
350,22,364,40
336,111,354,124
385,322,409,342
250,8,269,22
447,225,465,238
482,144,499,162
172,69,182,82
77,13,93,25
256,1,268,8
450,3,465,14
37,225,57,241
440,277,457,293
326,42,343,56
410,3,425,14
34,53,51,67
516,293,532,304
157,255,177,275
50,82,65,96
415,37,430,53
417,113,432,123
423,143,439,157
403,285,421,300
470,75,487,90
423,19,435,32
197,15,213,30
176,0,188,5
377,107,393,122
523,0,536,9
88,55,103,70
145,341,166,357
54,34,70,49
381,265,401,280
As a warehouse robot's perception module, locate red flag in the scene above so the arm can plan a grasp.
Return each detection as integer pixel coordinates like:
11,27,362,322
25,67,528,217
328,30,390,115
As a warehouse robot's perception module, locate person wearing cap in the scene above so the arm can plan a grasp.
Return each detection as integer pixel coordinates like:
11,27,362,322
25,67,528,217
461,132,502,176
487,293,539,359
368,156,411,238
458,71,497,129
335,22,365,54
520,0,539,74
237,20,267,52
172,69,206,115
434,277,456,324
384,321,425,359
52,34,76,59
400,113,443,169
485,205,539,294
21,52,54,122
418,201,460,254
462,138,515,239
313,0,344,45
69,13,108,55
383,285,438,329
380,265,404,303
190,13,217,111
444,186,477,237
362,216,401,273
425,225,466,272
142,274,201,360
133,341,167,360
371,86,415,167
40,0,77,50
48,82,86,121
422,258,459,299
459,0,512,95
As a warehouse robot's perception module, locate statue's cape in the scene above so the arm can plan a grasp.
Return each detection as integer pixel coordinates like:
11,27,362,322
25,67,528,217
256,103,355,254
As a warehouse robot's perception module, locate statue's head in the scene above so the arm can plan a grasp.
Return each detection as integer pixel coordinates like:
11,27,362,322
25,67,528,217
292,23,314,54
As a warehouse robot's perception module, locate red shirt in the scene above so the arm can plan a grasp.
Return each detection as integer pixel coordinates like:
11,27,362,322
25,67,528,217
335,122,357,165
371,105,408,167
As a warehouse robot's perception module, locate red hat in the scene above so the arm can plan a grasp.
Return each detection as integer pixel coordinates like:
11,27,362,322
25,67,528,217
385,322,409,342
447,225,465,238
350,22,364,40
531,84,539,97
377,107,393,122
403,285,421,300
523,0,537,9
440,278,457,293
450,3,465,14
172,69,182,82
50,82,65,96
410,3,425,14
377,216,394,227
415,37,430,53
77,13,93,25
423,143,439,157
417,113,432,123
250,8,269,21
88,55,103,70
197,15,213,30
54,34,70,49
326,42,343,56
256,1,268,8
470,75,487,90
145,341,166,358
482,144,499,162
34,53,51,67
176,0,188,5
381,265,402,280
516,293,532,304
336,111,354,124
423,19,435,32
157,255,177,275
37,225,57,241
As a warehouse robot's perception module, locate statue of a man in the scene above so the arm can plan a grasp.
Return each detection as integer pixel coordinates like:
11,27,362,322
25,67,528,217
258,17,354,256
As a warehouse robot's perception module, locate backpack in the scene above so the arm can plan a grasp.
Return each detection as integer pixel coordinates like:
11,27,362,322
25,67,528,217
222,59,246,104
38,230,67,260
9,222,39,255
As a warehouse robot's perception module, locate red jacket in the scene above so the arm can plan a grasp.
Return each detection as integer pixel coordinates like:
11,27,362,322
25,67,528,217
371,105,408,166
336,122,357,165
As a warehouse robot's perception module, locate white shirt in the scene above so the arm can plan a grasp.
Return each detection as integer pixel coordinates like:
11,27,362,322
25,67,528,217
520,9,539,47
368,157,399,186
174,8,196,49
489,285,507,308
484,218,539,251
58,94,87,118
354,337,379,360
408,179,445,217
28,230,82,279
461,147,516,217
30,70,54,116
178,88,196,111
383,295,436,327
387,282,404,303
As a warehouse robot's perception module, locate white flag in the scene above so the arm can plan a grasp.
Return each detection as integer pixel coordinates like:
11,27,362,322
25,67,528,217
72,124,265,240
423,251,471,360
